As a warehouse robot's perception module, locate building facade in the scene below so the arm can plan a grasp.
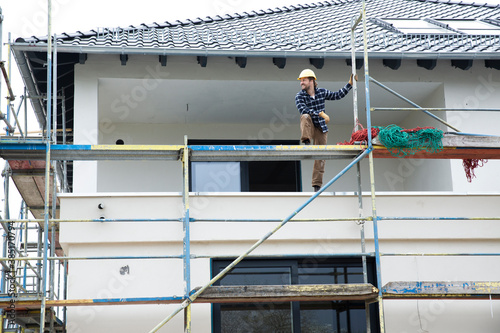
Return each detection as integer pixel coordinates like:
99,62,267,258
8,0,500,332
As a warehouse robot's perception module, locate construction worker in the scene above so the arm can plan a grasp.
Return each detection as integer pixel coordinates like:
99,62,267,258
295,69,356,192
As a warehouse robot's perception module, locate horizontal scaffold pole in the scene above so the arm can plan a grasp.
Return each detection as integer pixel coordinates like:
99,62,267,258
5,215,500,225
372,107,500,112
369,76,460,132
0,253,378,262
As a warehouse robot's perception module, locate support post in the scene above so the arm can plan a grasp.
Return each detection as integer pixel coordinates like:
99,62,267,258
357,163,371,333
40,1,53,330
62,93,68,192
350,17,359,130
362,1,385,331
24,88,27,138
182,135,191,333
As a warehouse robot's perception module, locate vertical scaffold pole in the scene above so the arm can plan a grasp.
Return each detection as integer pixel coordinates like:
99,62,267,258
362,0,385,331
182,135,191,333
6,33,11,132
350,17,359,131
40,0,53,331
49,34,58,304
351,12,370,332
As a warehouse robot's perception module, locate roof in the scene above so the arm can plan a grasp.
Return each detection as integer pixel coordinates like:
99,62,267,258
13,0,500,58
10,0,500,141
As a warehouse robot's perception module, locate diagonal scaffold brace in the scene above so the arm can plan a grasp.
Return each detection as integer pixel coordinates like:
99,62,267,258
148,147,372,333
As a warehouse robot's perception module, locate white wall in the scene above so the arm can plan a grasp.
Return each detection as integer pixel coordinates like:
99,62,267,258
73,64,99,192
59,192,500,332
72,55,499,194
443,69,500,193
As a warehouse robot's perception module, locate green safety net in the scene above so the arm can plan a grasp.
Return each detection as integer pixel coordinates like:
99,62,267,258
377,124,444,158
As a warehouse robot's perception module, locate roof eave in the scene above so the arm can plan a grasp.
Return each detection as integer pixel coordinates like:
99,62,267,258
11,43,498,60
11,48,47,129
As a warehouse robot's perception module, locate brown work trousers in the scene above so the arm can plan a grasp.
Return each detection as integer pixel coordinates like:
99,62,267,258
300,114,328,187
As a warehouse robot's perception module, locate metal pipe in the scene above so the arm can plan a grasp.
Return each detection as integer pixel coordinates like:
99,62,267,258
24,87,27,139
8,102,23,137
49,158,57,300
362,2,385,331
4,217,303,224
381,253,500,256
62,93,67,192
1,163,10,294
356,161,370,333
362,3,373,149
40,1,52,329
372,107,500,112
192,253,375,259
10,48,46,128
0,253,379,262
13,95,26,137
63,259,67,330
1,218,183,223
192,217,371,222
149,148,372,332
0,255,184,261
369,77,460,132
350,17,359,130
36,224,42,295
0,63,14,103
182,136,192,333
23,210,28,290
5,33,12,137
0,7,2,104
5,215,500,224
53,34,57,144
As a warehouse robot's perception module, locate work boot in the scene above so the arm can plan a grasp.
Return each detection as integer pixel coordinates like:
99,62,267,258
313,185,320,192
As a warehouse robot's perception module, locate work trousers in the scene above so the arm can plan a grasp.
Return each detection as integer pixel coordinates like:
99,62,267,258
300,114,328,187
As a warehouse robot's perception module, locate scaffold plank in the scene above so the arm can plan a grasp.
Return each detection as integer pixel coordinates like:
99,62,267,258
189,145,364,161
0,141,499,161
372,133,500,159
8,160,59,219
383,281,500,299
0,143,184,160
0,284,378,309
372,146,500,159
193,284,379,303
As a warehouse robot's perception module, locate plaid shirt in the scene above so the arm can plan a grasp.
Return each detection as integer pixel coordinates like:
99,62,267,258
295,83,352,133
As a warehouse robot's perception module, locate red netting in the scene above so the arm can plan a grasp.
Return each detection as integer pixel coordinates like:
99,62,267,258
337,122,380,145
400,126,435,133
462,158,488,183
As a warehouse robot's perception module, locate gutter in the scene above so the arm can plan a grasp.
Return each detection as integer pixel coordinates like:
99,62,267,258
10,43,499,60
11,48,46,129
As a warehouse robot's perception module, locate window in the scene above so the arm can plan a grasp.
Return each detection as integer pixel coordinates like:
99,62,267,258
381,18,455,34
436,19,500,35
378,18,500,35
212,258,379,333
189,140,302,192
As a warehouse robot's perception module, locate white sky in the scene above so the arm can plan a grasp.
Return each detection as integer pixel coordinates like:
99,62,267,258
1,0,302,39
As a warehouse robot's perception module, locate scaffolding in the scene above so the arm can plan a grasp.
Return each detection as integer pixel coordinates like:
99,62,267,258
1,0,500,332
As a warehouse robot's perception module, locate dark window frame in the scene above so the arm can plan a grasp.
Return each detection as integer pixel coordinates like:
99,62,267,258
188,139,302,192
211,257,379,333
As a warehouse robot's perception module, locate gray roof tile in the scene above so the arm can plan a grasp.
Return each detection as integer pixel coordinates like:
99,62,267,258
15,0,500,57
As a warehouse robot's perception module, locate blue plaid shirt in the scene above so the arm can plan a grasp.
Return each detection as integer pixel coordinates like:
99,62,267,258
295,83,352,133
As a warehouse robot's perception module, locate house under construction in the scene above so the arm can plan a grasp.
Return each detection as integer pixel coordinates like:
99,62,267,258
1,0,500,332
